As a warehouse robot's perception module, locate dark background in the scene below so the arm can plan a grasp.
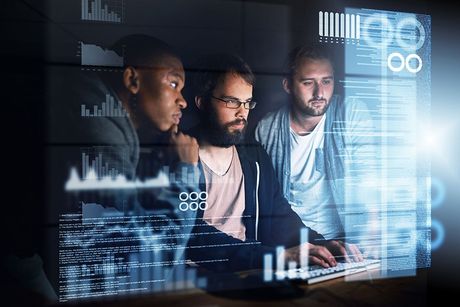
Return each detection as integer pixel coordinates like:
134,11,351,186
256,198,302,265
1,0,459,304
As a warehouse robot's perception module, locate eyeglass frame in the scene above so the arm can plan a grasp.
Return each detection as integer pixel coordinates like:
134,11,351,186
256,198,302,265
210,95,257,110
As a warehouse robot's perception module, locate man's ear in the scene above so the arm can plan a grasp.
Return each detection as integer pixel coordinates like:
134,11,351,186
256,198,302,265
195,96,203,110
282,78,291,94
123,66,140,95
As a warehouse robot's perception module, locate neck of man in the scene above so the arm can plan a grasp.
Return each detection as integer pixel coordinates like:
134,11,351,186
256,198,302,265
289,107,324,136
199,140,235,176
117,90,138,126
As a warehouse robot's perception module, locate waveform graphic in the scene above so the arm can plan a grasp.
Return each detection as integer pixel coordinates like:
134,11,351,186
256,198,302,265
65,168,169,191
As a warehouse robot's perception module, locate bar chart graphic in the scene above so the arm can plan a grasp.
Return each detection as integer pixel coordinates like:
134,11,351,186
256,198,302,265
80,42,123,67
81,0,124,23
80,151,120,180
319,11,361,42
81,94,128,117
263,228,309,282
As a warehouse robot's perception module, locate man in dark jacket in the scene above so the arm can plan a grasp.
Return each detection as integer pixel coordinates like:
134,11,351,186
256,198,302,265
42,35,200,302
187,54,350,280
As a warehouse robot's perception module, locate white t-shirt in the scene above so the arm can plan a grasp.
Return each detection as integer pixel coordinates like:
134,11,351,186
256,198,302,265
289,115,342,239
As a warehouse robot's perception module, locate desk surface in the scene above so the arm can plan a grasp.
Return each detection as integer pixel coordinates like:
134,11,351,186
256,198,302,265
66,269,428,307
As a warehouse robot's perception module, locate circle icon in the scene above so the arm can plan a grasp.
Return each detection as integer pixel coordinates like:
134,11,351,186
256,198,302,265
179,202,189,212
431,219,445,251
199,191,208,200
199,201,208,210
179,192,188,201
387,52,405,72
189,202,199,211
396,18,426,51
431,177,446,209
189,192,199,201
405,53,423,73
362,15,394,48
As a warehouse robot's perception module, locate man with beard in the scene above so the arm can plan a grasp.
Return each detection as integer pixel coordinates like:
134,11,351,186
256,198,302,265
255,45,376,262
186,54,352,282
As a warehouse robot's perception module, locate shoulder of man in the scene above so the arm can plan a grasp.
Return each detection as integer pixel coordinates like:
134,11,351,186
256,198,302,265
237,138,272,166
254,105,289,143
328,95,370,121
52,70,137,147
256,105,288,129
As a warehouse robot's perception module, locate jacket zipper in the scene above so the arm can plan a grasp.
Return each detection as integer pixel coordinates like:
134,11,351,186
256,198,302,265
255,161,260,240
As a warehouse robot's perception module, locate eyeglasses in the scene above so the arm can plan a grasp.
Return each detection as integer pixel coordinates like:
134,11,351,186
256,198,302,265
211,96,257,110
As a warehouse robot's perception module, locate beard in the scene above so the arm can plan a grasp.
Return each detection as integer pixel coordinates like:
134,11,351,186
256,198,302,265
201,104,247,148
294,98,330,117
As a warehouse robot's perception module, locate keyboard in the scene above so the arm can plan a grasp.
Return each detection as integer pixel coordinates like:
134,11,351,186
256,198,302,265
275,259,381,284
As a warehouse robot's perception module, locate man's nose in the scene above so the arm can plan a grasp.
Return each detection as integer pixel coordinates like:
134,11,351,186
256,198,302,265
313,82,324,99
177,93,187,109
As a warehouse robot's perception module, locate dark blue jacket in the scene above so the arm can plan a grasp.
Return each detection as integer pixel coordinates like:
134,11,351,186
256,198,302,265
187,127,326,273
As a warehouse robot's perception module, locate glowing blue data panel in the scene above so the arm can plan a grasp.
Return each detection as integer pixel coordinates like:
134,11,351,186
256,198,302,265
345,9,430,78
343,8,431,273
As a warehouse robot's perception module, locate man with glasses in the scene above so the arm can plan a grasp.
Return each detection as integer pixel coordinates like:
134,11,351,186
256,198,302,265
186,54,347,282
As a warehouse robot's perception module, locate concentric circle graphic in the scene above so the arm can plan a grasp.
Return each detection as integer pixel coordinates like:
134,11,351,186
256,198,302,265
396,18,426,51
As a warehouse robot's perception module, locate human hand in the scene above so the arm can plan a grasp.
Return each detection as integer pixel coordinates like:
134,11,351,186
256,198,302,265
325,240,364,263
281,243,337,268
169,124,199,164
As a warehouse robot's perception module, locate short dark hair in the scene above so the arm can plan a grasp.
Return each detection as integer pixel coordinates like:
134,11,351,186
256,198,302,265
193,53,255,99
285,44,334,80
111,34,180,69
104,35,180,91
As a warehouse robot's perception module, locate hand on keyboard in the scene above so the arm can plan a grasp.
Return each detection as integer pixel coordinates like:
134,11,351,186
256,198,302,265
280,243,337,268
324,240,364,263
280,241,364,270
